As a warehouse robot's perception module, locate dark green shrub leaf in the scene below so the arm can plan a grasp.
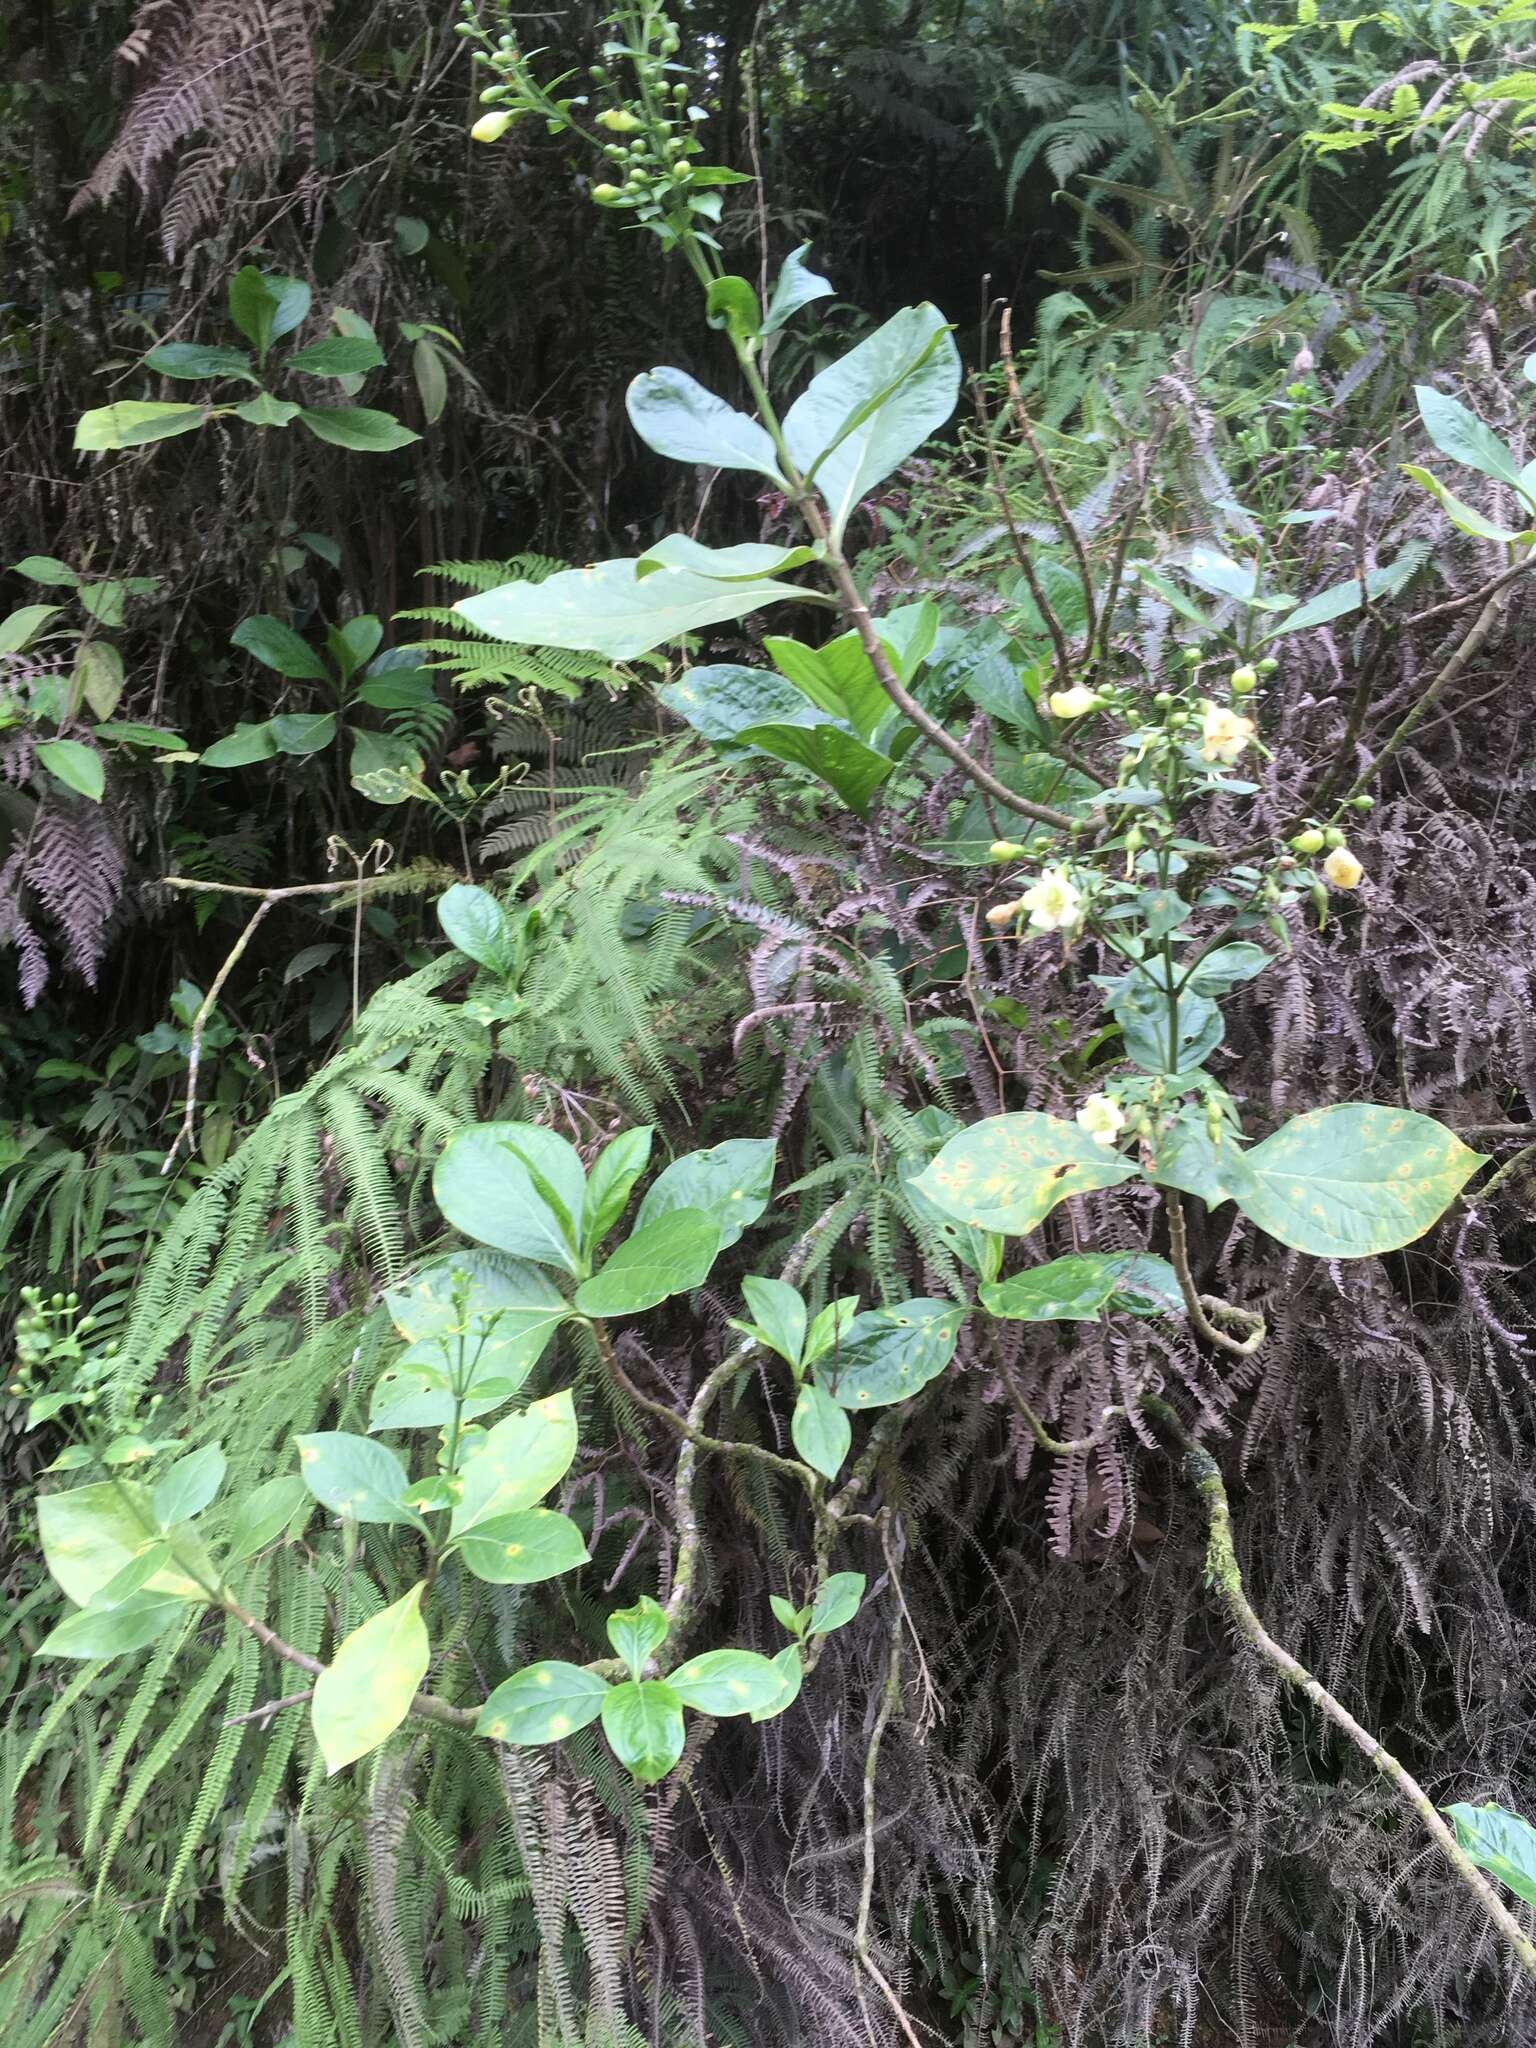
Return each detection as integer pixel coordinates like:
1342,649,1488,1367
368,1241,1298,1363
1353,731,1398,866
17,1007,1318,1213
288,336,386,378
601,1680,686,1783
821,1299,964,1408
144,342,257,383
231,614,328,679
437,882,515,973
739,1276,806,1369
36,741,105,802
299,406,420,451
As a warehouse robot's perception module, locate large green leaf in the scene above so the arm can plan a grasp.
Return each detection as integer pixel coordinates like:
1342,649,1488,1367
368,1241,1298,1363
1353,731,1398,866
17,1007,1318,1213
145,342,258,383
433,1123,585,1275
456,1508,588,1584
225,1475,311,1561
289,336,386,378
911,1113,1142,1236
807,1571,864,1636
1444,1802,1536,1910
448,1390,579,1538
298,407,419,452
783,305,961,542
659,663,811,745
74,402,207,450
625,366,784,480
227,267,309,356
791,1381,850,1479
1111,978,1224,1075
38,1590,190,1660
1147,1120,1254,1209
230,614,328,679
637,534,816,581
574,1209,721,1317
437,883,516,974
750,1644,804,1721
201,722,280,769
295,1433,427,1530
633,1137,776,1250
980,1253,1179,1323
821,1299,964,1409
601,1680,686,1783
581,1127,654,1255
477,1661,608,1744
36,741,105,803
667,1649,786,1716
455,558,808,662
371,1251,568,1431
763,243,834,335
735,717,897,818
311,1584,429,1774
739,1276,807,1369
37,1483,206,1608
0,603,63,654
1414,385,1525,489
1401,464,1535,544
764,630,890,740
151,1446,226,1526
1231,1105,1486,1257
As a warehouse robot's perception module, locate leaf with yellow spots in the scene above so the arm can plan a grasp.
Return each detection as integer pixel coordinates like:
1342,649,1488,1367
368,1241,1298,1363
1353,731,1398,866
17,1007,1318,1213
981,1252,1180,1324
667,1648,787,1716
293,1432,429,1532
476,1660,608,1745
311,1584,429,1774
573,1207,721,1317
633,1137,776,1250
448,1389,578,1539
911,1113,1142,1237
820,1298,964,1409
1232,1104,1488,1257
456,1507,588,1584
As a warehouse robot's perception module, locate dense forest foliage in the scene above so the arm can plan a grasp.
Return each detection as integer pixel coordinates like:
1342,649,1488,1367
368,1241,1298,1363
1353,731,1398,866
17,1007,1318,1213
4,2,1536,2043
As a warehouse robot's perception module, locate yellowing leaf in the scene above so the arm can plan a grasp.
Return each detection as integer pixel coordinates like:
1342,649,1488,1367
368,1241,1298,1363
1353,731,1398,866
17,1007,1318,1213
311,1584,429,1773
911,1112,1142,1236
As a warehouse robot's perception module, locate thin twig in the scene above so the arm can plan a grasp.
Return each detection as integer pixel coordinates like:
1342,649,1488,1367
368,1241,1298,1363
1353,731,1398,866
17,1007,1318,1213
161,899,273,1175
1163,1188,1267,1357
1000,306,1097,646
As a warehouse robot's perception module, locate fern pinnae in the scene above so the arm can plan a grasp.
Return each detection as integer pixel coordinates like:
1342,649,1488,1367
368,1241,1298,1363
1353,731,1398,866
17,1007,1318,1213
94,1639,236,1897
160,1618,262,1926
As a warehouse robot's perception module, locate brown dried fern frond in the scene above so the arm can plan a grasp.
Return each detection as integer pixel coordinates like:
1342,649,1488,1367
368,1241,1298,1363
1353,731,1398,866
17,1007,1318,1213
71,0,329,257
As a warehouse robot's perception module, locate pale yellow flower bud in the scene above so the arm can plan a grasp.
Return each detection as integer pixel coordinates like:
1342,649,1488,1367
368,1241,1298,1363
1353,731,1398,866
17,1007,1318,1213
1323,845,1364,889
1048,685,1102,720
471,110,514,143
985,900,1021,929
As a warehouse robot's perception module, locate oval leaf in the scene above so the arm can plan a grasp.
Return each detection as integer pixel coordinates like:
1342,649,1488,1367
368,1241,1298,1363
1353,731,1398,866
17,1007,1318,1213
454,558,808,663
625,367,784,479
457,1508,588,1584
1233,1105,1486,1257
449,1390,579,1538
912,1113,1142,1236
294,1432,425,1529
821,1298,964,1409
36,741,105,803
667,1648,786,1717
791,1382,850,1480
477,1661,608,1744
433,1123,585,1275
311,1585,429,1774
807,1571,864,1636
573,1208,721,1318
601,1679,686,1784
633,1137,776,1250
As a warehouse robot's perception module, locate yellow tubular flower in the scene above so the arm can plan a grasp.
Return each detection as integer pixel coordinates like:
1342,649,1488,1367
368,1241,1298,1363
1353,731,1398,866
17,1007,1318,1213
470,111,514,143
1048,685,1102,719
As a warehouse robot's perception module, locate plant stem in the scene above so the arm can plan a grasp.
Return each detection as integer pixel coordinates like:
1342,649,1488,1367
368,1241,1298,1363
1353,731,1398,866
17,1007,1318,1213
1162,1188,1266,1357
1139,1393,1536,1982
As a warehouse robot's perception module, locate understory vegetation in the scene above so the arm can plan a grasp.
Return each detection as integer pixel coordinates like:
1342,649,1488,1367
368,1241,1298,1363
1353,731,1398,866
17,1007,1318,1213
4,3,1536,2044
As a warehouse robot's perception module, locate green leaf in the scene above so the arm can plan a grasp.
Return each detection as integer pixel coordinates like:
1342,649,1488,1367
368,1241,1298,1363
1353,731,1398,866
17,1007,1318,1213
294,1432,426,1530
750,1644,804,1721
231,614,328,679
769,1595,805,1638
625,367,784,480
1270,549,1428,636
764,631,890,740
74,402,207,450
637,534,816,582
37,1482,206,1607
1146,1120,1252,1210
667,1649,786,1716
288,336,386,378
1414,385,1525,488
151,1445,226,1526
413,338,449,424
736,717,898,819
96,720,186,751
348,727,422,802
606,1594,669,1679
454,558,808,662
225,1475,311,1561
658,663,813,749
36,741,105,802
298,407,420,452
783,305,961,543
807,1571,864,1636
601,1680,685,1783
1231,1105,1487,1257
75,641,124,721
802,1297,860,1369
11,555,79,586
449,1390,579,1538
574,1209,721,1317
332,615,383,677
1111,978,1224,1075
457,1508,588,1584
705,275,763,341
581,1127,655,1255
1401,465,1534,543
821,1298,964,1409
232,394,301,428
763,243,834,336
438,882,515,973
38,1590,189,1660
89,1543,173,1608
269,712,336,755
979,1253,1175,1323
311,1584,429,1774
371,1250,568,1431
1444,1803,1536,1910
200,722,280,768
477,1661,608,1744
228,267,280,355
1185,942,1271,997
144,342,258,383
912,1113,1142,1236
1106,1254,1184,1317
0,603,63,654
739,1276,807,1369
434,1122,585,1274
633,1137,776,1250
791,1382,850,1479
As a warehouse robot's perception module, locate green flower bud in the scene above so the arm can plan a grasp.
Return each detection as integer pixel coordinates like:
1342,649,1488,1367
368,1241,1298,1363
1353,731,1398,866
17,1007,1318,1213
1290,827,1325,855
1229,664,1258,696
